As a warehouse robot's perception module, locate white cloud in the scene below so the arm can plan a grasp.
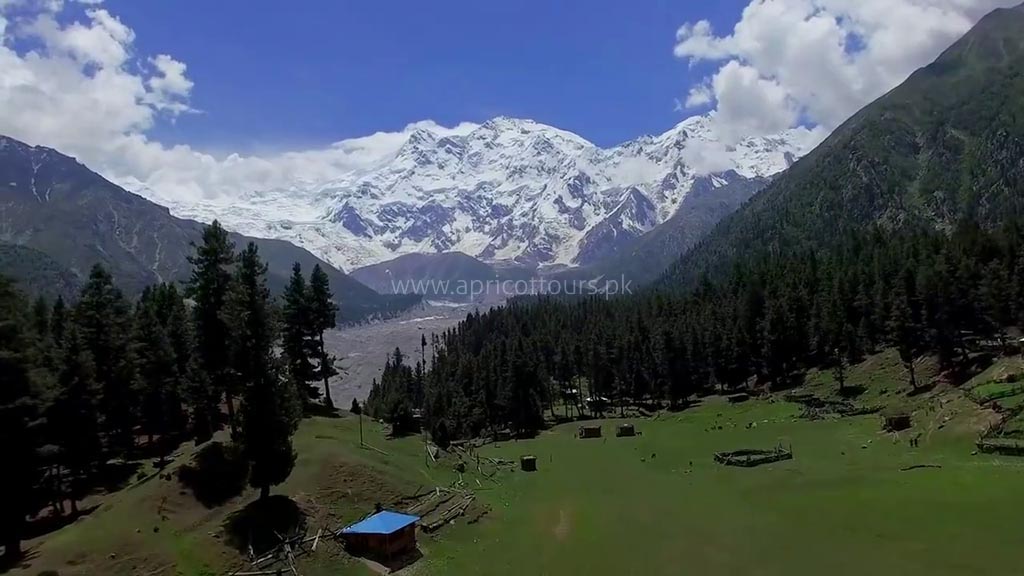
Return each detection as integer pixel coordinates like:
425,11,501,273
0,2,478,205
3,0,1013,211
675,0,1020,143
683,83,712,108
145,54,193,114
709,61,797,143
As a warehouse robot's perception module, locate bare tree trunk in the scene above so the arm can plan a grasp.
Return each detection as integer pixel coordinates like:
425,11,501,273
225,391,237,436
320,333,334,409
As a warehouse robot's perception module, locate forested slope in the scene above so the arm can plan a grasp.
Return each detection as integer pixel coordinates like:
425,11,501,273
661,3,1024,289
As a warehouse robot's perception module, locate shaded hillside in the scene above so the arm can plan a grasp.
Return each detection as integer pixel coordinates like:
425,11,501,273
0,242,81,302
0,135,418,320
661,3,1024,288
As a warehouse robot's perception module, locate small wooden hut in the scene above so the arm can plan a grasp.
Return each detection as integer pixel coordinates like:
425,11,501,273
882,413,912,432
578,425,602,439
495,429,512,442
616,423,636,437
338,510,420,560
520,455,537,472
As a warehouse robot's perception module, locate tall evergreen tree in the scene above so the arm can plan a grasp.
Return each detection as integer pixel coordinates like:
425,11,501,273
308,264,339,409
134,288,187,453
49,325,102,515
187,220,236,440
281,263,318,405
0,277,42,562
889,281,923,390
228,243,300,500
50,295,67,351
75,265,138,456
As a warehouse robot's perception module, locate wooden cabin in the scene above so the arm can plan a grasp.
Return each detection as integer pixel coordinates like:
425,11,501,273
578,425,602,439
338,511,420,560
616,423,636,437
882,413,912,432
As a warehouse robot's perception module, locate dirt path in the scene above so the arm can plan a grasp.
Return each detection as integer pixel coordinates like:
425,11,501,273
554,508,571,541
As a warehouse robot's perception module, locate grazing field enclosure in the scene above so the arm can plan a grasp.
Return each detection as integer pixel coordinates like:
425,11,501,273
713,446,793,467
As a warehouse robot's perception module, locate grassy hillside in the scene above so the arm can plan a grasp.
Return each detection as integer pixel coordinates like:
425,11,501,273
15,351,1024,576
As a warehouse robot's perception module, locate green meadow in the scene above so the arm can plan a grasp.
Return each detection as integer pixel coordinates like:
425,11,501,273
14,355,1024,576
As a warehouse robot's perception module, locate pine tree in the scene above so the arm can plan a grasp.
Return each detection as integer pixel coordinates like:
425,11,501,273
281,263,317,405
50,295,67,351
75,265,138,456
888,281,922,390
760,293,795,389
228,243,300,500
29,295,56,367
49,325,102,515
134,288,186,455
308,264,339,409
0,277,42,561
187,220,236,440
157,284,197,404
31,296,50,340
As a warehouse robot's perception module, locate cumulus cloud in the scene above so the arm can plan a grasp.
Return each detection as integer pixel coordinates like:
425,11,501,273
146,54,193,113
683,83,713,108
675,0,1020,143
0,1,476,204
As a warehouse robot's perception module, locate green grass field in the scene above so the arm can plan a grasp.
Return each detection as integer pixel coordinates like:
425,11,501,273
13,352,1024,576
423,399,1024,576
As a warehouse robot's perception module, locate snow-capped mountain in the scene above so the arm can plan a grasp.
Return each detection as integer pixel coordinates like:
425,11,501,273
138,115,814,272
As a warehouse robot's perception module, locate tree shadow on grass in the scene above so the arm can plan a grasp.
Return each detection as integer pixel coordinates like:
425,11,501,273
906,382,938,397
177,442,250,508
223,495,306,556
96,460,144,493
305,402,342,419
1,548,39,573
364,548,424,573
837,385,866,399
22,504,100,540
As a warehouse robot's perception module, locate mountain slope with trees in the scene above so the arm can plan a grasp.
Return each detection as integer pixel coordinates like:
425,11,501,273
0,218,351,562
0,243,81,302
363,3,1024,442
661,2,1024,289
0,135,418,321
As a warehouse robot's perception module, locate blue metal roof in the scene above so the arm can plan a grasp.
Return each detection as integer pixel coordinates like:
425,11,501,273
340,511,420,535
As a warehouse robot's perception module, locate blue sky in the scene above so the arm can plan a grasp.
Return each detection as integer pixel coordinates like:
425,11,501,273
4,0,996,205
104,0,748,151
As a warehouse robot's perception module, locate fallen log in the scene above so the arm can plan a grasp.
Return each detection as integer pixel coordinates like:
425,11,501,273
361,444,390,456
899,464,942,471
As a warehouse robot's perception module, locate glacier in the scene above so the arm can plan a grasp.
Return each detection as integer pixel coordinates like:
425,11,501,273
131,114,816,272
